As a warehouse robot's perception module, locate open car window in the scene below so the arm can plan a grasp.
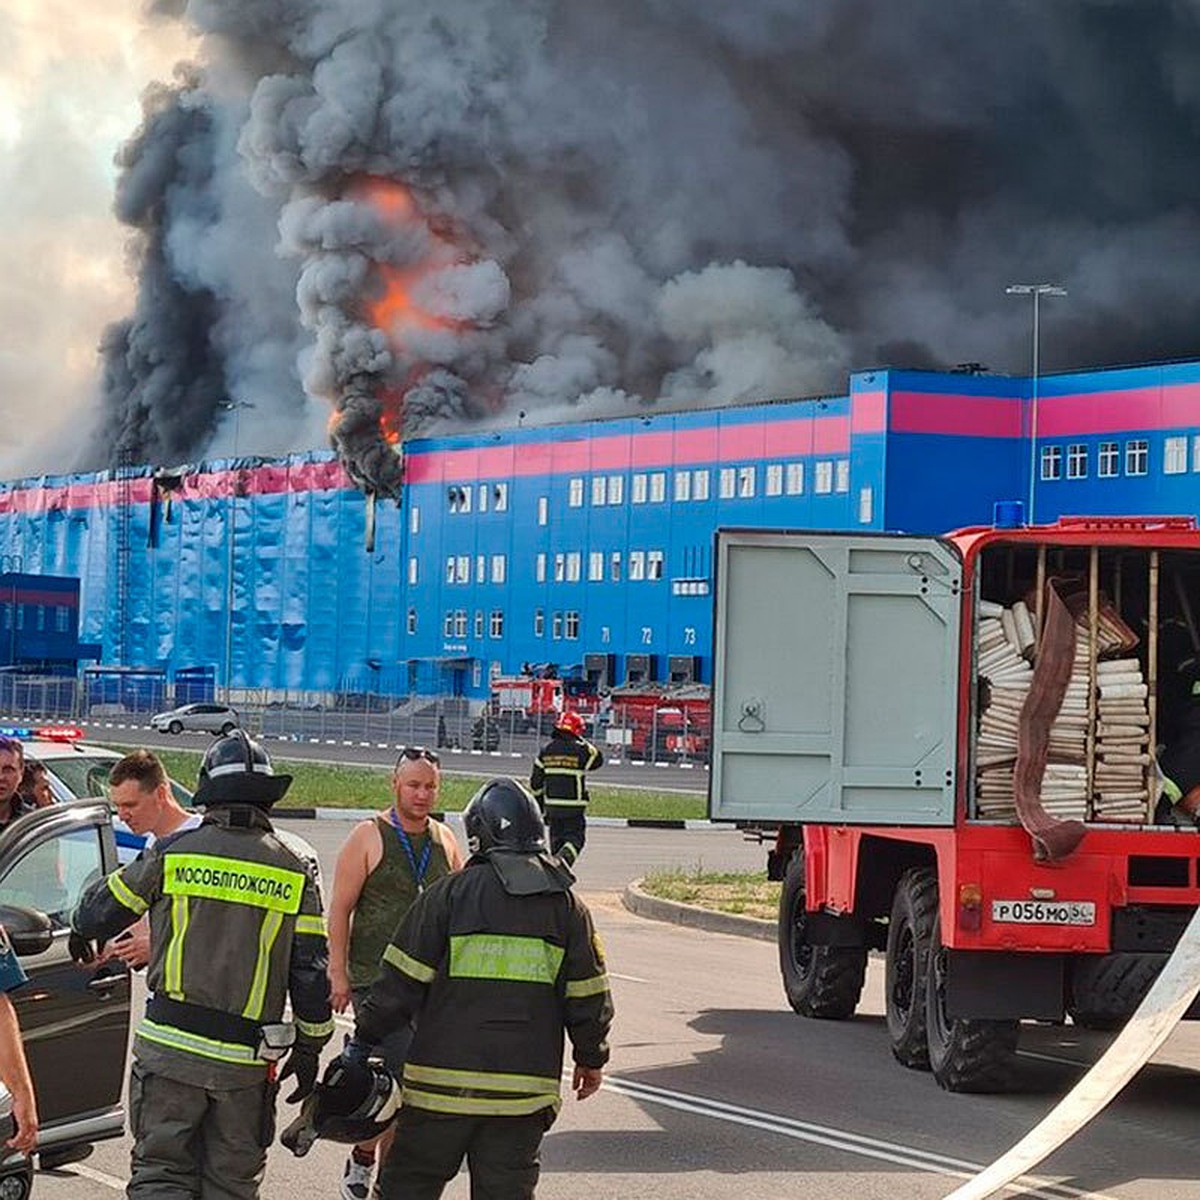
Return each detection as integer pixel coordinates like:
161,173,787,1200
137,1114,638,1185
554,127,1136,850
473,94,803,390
40,755,119,801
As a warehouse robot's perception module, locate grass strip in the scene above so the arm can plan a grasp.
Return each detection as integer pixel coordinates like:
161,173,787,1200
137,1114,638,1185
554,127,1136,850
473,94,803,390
640,867,780,921
116,747,707,822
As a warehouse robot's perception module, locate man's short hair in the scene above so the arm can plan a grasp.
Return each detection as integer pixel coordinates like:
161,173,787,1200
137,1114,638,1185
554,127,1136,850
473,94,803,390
0,737,24,764
109,749,168,792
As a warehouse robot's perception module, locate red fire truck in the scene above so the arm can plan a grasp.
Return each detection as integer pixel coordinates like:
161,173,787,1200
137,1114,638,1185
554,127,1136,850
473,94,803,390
489,671,601,734
606,683,712,762
710,520,1200,1092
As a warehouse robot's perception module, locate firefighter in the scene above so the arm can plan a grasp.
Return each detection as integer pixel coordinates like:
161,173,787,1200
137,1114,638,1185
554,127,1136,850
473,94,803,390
335,777,613,1199
72,730,334,1200
529,711,603,866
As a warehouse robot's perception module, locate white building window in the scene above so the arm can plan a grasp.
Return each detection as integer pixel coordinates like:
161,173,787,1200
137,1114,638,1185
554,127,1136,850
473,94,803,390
552,612,563,640
765,464,783,496
1164,435,1188,475
565,611,580,640
858,486,874,524
554,553,565,583
495,483,509,512
737,466,755,498
692,469,710,500
1193,435,1200,473
568,477,584,507
408,557,418,585
459,486,472,514
610,552,622,582
608,475,624,505
1040,446,1062,480
591,476,607,506
445,557,456,584
489,610,504,638
566,552,581,582
632,473,648,504
476,555,486,584
835,459,850,493
1067,444,1088,479
647,550,664,580
407,608,417,635
474,610,484,638
719,467,736,499
536,553,546,583
785,462,804,495
815,461,833,494
649,472,666,503
588,551,604,581
55,606,69,633
456,555,470,583
1126,439,1148,476
629,550,646,581
454,610,468,638
1098,442,1119,478
534,609,545,637
443,611,454,637
410,506,420,534
674,471,691,502
478,484,489,513
490,555,507,584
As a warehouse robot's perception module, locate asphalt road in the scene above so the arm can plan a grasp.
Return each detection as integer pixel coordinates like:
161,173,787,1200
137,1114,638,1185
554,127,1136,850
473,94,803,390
33,823,1200,1200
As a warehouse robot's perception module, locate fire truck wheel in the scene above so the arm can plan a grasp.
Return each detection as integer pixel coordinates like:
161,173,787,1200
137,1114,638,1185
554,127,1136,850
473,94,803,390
885,867,938,1069
1067,953,1164,1031
777,853,866,1020
925,912,1019,1093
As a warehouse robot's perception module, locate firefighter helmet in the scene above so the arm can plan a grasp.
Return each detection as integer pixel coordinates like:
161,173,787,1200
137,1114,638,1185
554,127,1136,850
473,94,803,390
279,1055,400,1158
193,729,292,808
463,777,546,855
556,710,586,738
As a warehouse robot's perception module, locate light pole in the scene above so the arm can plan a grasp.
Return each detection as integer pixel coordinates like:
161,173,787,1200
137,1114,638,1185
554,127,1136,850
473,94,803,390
220,401,254,703
1006,283,1067,525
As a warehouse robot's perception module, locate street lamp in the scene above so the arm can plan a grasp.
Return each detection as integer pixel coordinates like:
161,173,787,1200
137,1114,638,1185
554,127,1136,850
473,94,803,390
220,401,255,703
1006,283,1067,526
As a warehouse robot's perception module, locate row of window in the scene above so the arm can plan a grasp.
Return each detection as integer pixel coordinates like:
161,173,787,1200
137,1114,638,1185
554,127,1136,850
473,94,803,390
446,482,509,514
432,554,508,586
1038,436,1200,481
533,610,581,640
0,604,73,633
431,609,506,639
535,549,666,584
568,461,851,505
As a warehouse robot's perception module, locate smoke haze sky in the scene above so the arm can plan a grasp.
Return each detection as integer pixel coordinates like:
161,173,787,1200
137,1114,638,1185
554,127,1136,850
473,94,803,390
8,2,1200,488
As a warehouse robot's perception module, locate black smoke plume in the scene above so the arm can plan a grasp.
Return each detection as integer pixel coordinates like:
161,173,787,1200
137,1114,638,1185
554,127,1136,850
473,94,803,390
93,1,1200,494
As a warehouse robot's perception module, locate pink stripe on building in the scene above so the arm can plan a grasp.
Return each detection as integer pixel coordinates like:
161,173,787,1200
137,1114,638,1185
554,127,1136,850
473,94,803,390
851,389,887,433
1035,383,1200,437
889,391,1023,438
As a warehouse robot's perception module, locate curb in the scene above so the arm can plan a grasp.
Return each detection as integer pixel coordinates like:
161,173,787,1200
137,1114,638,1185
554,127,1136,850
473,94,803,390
621,879,776,943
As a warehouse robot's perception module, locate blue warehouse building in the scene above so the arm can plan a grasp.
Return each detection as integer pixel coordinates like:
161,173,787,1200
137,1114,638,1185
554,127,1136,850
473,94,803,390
1,359,1200,704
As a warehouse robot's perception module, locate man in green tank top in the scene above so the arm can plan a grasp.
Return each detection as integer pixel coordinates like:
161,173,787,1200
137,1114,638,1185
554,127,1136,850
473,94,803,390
327,747,464,1200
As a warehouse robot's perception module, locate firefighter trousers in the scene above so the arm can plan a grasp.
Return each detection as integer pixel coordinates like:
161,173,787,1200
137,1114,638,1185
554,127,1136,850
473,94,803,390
376,1107,549,1200
127,1062,274,1200
545,808,586,867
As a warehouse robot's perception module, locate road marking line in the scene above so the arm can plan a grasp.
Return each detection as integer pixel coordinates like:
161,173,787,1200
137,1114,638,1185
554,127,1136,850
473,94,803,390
1019,1050,1088,1069
63,1162,125,1191
603,1076,1120,1200
609,972,649,983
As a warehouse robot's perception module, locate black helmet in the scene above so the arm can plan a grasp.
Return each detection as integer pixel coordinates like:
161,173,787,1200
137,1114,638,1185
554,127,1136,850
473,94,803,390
280,1056,400,1158
463,777,545,855
193,730,292,809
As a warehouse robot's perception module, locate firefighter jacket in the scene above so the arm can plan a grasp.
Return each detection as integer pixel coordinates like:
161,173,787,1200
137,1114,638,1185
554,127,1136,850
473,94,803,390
355,852,613,1118
73,805,334,1089
530,732,604,810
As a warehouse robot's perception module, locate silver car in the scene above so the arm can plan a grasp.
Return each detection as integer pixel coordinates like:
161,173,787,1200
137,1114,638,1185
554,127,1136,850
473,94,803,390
149,703,240,736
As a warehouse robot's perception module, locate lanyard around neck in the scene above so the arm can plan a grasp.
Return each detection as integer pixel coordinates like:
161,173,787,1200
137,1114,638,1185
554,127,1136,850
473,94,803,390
387,810,432,891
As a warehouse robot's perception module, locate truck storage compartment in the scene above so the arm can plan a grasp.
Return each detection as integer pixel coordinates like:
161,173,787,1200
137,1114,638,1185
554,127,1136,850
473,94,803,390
972,535,1200,828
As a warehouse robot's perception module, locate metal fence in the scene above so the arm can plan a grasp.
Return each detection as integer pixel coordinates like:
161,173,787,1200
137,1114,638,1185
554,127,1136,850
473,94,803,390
0,675,711,767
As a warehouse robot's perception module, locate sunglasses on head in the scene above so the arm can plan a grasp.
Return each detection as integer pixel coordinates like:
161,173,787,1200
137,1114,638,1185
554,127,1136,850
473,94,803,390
396,747,440,767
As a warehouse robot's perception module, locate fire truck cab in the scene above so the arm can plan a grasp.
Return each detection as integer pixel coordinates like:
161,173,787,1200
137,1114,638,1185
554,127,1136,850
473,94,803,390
710,519,1200,1092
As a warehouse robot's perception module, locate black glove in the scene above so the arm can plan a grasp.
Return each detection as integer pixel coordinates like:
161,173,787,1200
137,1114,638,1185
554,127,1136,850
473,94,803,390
68,931,97,964
279,1044,320,1103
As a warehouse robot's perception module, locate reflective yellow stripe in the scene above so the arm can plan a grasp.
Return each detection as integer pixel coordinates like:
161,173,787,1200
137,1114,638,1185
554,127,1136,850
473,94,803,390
295,1016,335,1040
404,1063,561,1094
382,944,436,983
107,872,148,916
449,934,564,985
544,799,588,809
164,894,189,999
564,973,610,999
402,1086,559,1117
294,913,327,938
137,1019,264,1067
243,909,283,1020
163,853,304,915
